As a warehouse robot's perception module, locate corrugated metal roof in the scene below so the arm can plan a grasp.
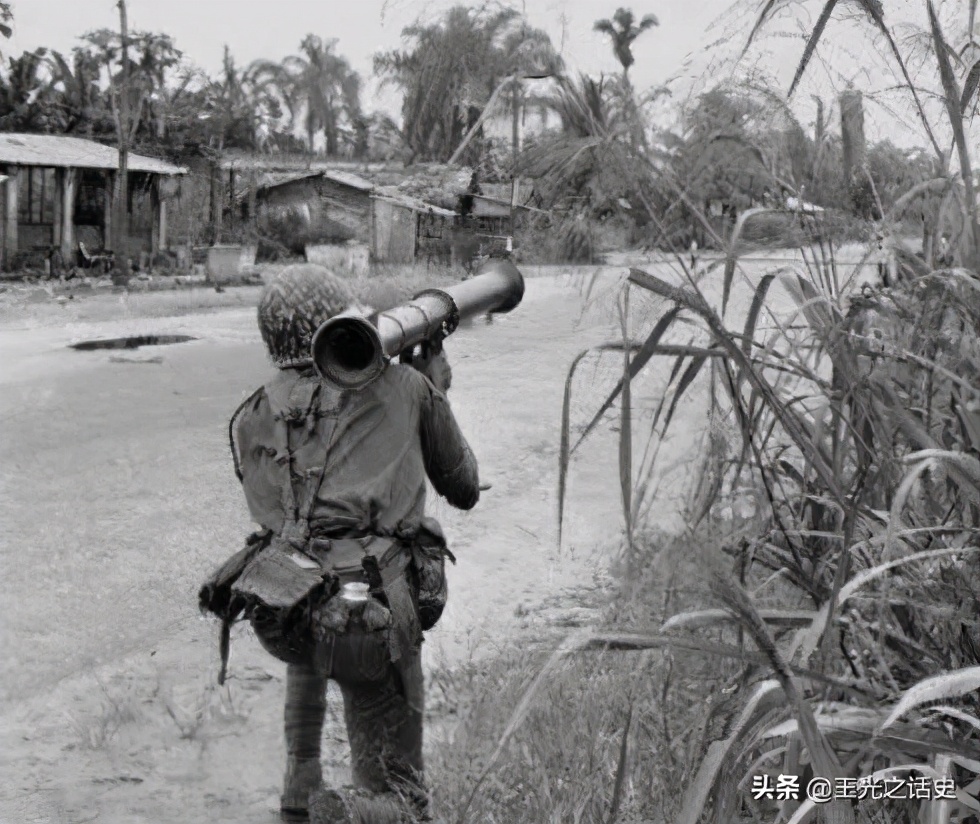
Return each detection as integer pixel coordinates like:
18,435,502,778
0,134,186,175
254,171,453,216
256,169,373,193
372,187,457,217
257,170,322,190
217,152,393,174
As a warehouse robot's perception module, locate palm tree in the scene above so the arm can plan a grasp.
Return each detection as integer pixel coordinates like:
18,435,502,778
205,46,269,151
0,2,11,40
263,36,361,156
593,7,658,81
79,27,180,143
0,48,57,131
593,7,658,148
518,73,636,213
498,23,564,161
127,32,182,140
46,49,110,137
375,5,528,163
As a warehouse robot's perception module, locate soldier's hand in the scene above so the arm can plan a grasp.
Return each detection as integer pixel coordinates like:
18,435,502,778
401,339,453,393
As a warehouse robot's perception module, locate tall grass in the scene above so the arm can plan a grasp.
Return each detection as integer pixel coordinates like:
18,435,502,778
430,3,980,823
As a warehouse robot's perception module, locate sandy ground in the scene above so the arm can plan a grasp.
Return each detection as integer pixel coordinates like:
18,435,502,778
0,256,812,823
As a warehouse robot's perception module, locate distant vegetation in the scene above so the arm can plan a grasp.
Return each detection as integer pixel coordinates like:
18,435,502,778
0,1,955,258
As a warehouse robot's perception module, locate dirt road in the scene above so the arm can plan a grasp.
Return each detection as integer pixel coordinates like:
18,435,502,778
0,259,801,823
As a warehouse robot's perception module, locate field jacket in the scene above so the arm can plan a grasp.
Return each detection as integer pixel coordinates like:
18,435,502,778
233,363,480,541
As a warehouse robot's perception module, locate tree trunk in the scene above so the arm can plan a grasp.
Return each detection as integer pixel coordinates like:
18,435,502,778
839,90,866,213
112,0,131,285
511,78,520,233
623,70,644,151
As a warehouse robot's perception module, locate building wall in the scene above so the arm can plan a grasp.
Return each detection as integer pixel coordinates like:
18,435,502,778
0,182,5,264
372,199,416,264
261,177,372,243
416,211,455,264
0,163,169,269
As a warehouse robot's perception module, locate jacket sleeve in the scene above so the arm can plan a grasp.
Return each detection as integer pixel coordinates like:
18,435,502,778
418,380,480,510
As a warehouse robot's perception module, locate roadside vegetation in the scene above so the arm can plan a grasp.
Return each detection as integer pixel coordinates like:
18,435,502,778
426,2,980,823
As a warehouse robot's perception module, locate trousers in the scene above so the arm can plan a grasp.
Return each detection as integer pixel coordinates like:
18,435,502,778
253,610,428,821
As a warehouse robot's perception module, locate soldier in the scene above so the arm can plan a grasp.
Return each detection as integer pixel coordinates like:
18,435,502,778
204,264,479,823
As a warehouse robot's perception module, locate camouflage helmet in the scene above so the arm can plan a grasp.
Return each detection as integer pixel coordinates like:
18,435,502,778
257,264,355,369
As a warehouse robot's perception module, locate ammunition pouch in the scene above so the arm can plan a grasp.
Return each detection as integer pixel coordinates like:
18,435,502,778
226,533,423,678
198,528,275,621
199,518,455,686
411,517,456,632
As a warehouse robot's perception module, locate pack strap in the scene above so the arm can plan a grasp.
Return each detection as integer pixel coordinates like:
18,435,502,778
218,617,232,686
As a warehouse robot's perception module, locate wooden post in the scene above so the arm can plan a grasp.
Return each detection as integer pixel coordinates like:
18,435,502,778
228,168,236,231
158,198,168,251
510,78,519,236
150,180,159,253
112,0,132,282
247,172,257,225
53,169,63,249
60,167,76,264
4,167,19,266
103,170,114,249
209,162,221,243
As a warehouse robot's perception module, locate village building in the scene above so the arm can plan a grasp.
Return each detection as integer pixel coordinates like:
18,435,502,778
186,152,547,269
0,133,187,271
246,168,457,265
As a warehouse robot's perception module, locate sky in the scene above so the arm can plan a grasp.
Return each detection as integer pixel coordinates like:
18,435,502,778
3,0,960,151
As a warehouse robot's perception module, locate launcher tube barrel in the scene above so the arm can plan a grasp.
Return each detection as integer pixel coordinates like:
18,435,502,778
312,259,525,389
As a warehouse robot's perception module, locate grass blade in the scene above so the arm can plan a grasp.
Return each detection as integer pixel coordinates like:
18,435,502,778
661,608,819,631
962,58,980,115
878,667,980,732
741,272,778,362
929,0,979,268
661,351,709,435
742,0,782,59
630,267,844,501
575,306,682,451
792,545,980,664
452,629,595,824
558,348,598,548
710,573,847,789
927,705,980,734
619,290,634,551
723,208,781,315
675,680,784,824
736,271,779,392
788,0,840,97
650,351,689,435
605,701,633,824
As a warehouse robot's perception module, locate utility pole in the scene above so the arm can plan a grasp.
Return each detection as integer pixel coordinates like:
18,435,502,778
510,77,520,242
112,0,132,285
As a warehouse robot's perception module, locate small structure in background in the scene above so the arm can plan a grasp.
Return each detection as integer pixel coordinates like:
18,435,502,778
249,168,456,266
194,153,547,272
0,133,186,272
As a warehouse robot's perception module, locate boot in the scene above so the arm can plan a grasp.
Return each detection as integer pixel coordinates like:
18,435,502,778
281,664,328,821
309,786,419,824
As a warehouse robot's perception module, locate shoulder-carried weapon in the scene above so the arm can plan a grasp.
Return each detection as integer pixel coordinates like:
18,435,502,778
311,259,525,390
